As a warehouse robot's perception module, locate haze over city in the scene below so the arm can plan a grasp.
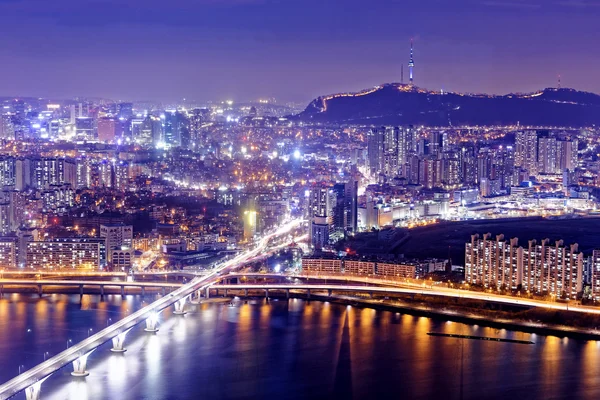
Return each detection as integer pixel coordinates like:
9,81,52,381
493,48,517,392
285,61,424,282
3,1,600,400
1,0,600,102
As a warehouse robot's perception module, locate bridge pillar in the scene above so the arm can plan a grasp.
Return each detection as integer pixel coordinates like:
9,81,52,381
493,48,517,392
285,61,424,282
111,328,133,353
224,289,228,297
38,284,42,297
307,289,311,299
286,289,290,299
205,287,210,299
145,312,160,332
71,349,95,377
79,285,83,296
121,286,125,296
244,288,248,297
141,286,146,296
162,287,166,296
369,292,373,299
0,284,3,298
25,375,51,400
328,289,332,297
215,289,219,297
100,285,104,296
174,296,188,315
265,289,269,298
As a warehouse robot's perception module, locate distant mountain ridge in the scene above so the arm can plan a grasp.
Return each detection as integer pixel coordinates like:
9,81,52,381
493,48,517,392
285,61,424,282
296,84,600,127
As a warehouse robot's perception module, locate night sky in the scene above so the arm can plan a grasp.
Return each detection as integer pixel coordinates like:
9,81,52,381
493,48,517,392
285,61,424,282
0,0,599,103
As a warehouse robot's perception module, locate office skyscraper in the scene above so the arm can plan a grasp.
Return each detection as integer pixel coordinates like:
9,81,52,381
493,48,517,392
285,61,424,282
97,118,118,143
308,185,336,250
117,103,134,120
163,111,190,148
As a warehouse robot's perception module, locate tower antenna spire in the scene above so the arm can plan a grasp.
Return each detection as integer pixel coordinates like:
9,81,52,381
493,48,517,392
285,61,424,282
401,64,404,84
408,38,415,86
558,74,561,89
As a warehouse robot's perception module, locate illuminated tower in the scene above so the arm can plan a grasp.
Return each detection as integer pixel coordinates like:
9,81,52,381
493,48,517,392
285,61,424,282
408,39,415,85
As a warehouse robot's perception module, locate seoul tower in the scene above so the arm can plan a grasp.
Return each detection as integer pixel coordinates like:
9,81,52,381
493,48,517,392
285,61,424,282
408,39,415,85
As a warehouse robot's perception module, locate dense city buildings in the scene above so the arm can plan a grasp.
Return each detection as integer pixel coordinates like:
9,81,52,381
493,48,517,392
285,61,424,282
0,93,599,299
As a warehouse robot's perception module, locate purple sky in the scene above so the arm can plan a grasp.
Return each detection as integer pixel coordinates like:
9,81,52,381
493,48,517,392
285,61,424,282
0,0,599,103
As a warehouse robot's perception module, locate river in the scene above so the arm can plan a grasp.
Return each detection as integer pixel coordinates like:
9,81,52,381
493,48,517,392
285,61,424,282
2,294,600,400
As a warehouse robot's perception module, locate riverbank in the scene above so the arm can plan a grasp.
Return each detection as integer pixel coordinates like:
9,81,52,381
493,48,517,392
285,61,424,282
229,291,600,341
315,294,600,340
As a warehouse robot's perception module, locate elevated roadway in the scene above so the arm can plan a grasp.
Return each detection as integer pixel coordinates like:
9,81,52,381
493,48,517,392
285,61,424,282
212,283,599,314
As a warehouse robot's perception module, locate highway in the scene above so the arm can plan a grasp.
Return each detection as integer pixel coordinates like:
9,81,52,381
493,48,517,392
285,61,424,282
0,279,180,288
0,218,304,400
0,271,128,278
0,270,206,278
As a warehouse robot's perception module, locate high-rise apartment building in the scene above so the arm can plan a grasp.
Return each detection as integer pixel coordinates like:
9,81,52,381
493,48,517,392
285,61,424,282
592,250,600,302
515,130,538,176
557,139,578,172
537,134,557,174
367,127,385,176
466,234,583,299
368,126,415,178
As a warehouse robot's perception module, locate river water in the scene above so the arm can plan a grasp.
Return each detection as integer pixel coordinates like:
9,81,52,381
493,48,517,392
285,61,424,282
2,294,600,400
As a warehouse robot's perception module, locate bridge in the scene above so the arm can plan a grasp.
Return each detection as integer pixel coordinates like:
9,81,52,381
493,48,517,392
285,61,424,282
0,270,207,279
0,279,182,297
0,218,304,400
209,283,600,314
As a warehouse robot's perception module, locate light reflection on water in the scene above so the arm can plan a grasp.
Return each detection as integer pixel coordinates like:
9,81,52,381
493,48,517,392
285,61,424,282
0,293,151,384
2,296,600,400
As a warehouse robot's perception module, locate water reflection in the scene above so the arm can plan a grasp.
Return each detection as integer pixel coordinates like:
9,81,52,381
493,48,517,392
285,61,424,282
5,298,600,400
0,293,147,384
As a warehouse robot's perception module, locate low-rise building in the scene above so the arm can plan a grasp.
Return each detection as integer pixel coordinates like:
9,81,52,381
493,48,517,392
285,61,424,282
26,240,100,269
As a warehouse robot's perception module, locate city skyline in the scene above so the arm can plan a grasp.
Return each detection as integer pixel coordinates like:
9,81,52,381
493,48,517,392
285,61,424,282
4,2,600,399
1,0,600,102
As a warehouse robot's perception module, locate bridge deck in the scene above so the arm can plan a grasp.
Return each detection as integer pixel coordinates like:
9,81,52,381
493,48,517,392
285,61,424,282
214,284,599,314
0,279,181,288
